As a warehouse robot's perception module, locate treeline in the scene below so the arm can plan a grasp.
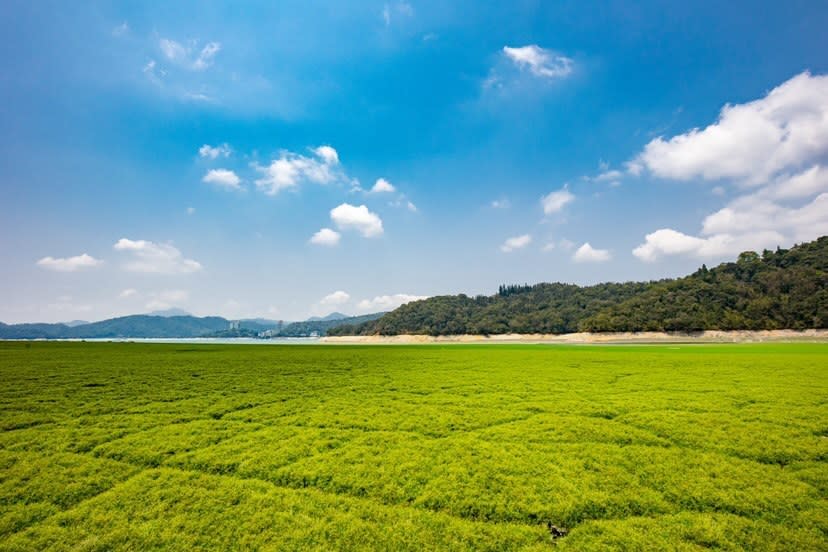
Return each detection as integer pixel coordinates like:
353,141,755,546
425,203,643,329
328,236,828,336
276,313,385,337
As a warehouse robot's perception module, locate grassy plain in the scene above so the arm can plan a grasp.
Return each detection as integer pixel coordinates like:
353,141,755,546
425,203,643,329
0,341,826,550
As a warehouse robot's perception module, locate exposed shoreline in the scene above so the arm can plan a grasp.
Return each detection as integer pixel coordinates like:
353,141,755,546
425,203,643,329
322,329,828,344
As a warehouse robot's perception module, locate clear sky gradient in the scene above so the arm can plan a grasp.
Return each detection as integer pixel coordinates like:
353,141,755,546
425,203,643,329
2,1,827,323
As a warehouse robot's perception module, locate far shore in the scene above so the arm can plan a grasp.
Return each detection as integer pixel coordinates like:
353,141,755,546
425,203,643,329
321,329,828,344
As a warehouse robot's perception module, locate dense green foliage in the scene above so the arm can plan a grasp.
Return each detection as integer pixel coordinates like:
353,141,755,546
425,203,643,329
330,236,828,336
0,342,825,550
276,313,385,337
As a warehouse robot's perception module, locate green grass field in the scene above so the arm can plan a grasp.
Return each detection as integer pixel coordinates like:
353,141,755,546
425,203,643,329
0,342,826,550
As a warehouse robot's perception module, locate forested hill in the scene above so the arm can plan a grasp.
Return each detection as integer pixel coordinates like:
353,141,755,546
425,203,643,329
328,236,828,336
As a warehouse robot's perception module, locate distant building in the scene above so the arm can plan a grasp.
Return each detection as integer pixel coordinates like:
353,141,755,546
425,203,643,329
229,320,240,330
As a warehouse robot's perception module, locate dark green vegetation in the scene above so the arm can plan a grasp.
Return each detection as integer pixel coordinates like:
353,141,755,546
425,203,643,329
0,312,383,340
275,312,384,337
1,342,826,550
330,236,828,336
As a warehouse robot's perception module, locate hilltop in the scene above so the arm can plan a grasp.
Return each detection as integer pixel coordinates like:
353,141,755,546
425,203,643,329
329,236,828,336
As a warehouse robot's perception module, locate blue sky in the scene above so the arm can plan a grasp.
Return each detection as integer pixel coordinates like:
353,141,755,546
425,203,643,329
2,1,827,323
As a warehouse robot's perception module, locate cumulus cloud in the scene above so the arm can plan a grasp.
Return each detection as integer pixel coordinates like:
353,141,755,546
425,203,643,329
113,238,202,274
36,253,102,272
573,243,611,263
199,143,231,159
501,234,532,252
202,169,241,190
541,187,575,214
503,45,573,79
310,228,341,246
632,228,786,262
633,72,828,186
330,203,384,238
254,145,353,195
491,199,510,209
357,293,428,312
371,178,396,193
630,72,828,261
320,290,350,306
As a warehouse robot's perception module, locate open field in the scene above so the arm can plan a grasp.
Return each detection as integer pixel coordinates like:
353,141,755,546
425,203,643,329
0,342,826,550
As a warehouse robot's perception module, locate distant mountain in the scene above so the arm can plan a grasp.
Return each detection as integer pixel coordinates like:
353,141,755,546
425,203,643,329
0,315,229,339
62,320,90,327
147,308,192,317
306,312,348,322
329,236,828,336
241,318,283,326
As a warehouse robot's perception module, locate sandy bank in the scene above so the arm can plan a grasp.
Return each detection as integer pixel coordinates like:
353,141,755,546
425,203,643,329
321,329,828,344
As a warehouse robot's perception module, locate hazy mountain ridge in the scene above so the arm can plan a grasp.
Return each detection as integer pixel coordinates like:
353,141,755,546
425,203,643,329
0,313,383,339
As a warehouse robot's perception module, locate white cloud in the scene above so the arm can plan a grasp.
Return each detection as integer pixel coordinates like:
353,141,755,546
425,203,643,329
114,238,202,274
501,234,532,252
199,143,231,159
573,243,611,263
159,39,188,63
630,72,828,261
330,203,384,238
541,187,575,214
633,72,828,186
357,293,428,312
313,145,339,164
119,288,138,299
594,169,623,182
371,178,396,193
756,165,828,200
320,290,350,306
387,195,418,212
36,253,102,272
187,207,196,215
503,45,573,79
310,228,341,246
183,92,213,103
632,228,787,262
254,146,352,195
559,238,575,251
491,199,510,209
192,42,221,71
202,169,241,190
159,38,221,71
542,242,556,252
